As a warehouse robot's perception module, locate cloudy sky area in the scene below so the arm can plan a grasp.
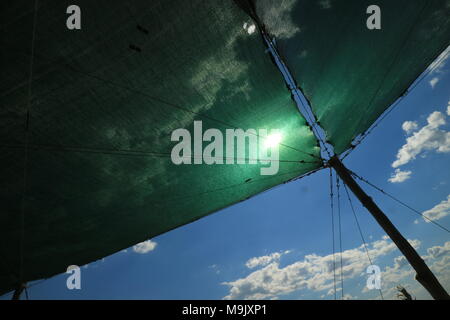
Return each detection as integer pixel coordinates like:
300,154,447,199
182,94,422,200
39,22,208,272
2,47,449,300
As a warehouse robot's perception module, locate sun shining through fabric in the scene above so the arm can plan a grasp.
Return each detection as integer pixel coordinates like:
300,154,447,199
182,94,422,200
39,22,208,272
0,0,320,294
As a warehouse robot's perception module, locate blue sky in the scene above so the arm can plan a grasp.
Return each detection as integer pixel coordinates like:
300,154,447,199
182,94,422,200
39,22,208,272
2,47,450,301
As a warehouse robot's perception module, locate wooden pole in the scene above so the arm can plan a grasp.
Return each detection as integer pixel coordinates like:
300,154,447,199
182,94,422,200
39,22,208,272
328,155,449,300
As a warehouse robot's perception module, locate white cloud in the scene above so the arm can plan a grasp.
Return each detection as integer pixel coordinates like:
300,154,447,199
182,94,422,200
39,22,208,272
221,236,450,300
327,287,342,297
188,9,257,128
209,264,221,274
319,0,332,9
392,111,450,168
393,255,408,269
379,241,450,300
426,241,450,259
361,238,445,300
422,195,450,222
243,23,256,35
376,258,415,299
429,77,439,88
426,46,450,88
245,251,290,269
388,168,412,183
256,0,301,39
133,239,157,254
408,239,421,250
402,121,419,134
222,237,414,300
447,101,450,116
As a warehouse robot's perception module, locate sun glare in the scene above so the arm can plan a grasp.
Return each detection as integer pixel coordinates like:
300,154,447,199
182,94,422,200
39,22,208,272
264,133,282,148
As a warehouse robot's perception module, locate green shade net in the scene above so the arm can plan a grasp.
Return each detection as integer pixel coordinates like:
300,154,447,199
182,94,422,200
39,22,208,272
0,0,321,294
250,0,450,154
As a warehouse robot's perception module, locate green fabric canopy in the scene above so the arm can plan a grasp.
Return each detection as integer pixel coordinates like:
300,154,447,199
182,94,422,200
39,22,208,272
1,0,449,296
0,0,320,294
251,0,450,153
